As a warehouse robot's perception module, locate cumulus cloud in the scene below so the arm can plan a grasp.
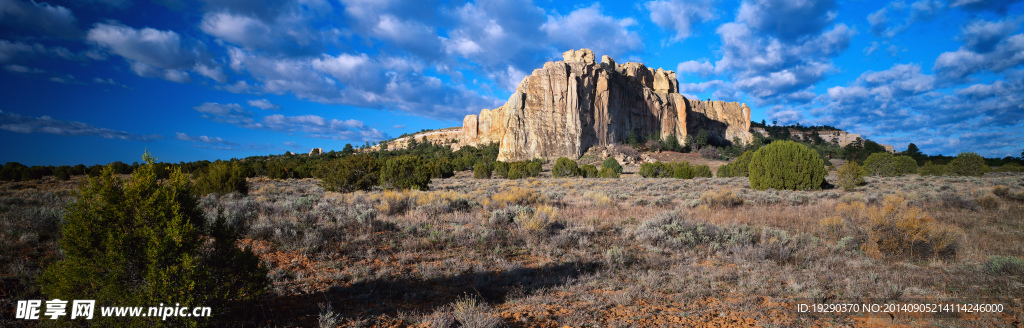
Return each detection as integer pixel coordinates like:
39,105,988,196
646,0,717,42
0,0,82,38
540,4,644,59
867,0,946,38
821,64,1024,157
960,18,1020,53
0,110,160,141
677,60,715,77
193,101,390,142
713,17,853,100
260,114,388,141
951,0,1021,14
194,102,257,126
934,23,1024,81
174,132,237,146
226,47,501,120
198,1,339,56
247,99,279,110
0,39,80,64
736,0,837,41
86,22,224,83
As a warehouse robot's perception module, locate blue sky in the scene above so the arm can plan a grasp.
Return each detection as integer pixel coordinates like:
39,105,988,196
1,0,1021,166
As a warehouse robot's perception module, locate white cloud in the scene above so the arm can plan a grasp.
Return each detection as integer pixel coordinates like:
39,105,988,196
677,60,715,77
540,4,644,59
175,132,237,146
247,99,280,110
0,0,81,38
0,110,160,141
194,102,257,126
646,0,717,42
934,33,1024,81
86,22,229,83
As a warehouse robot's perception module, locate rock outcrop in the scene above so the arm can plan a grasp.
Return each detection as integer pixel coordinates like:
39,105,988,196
460,49,752,162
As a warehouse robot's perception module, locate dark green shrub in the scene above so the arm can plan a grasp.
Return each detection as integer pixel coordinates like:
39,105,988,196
494,161,509,178
639,162,673,178
526,161,542,177
672,161,694,179
54,168,71,181
863,152,898,176
507,162,526,179
379,155,431,190
194,161,249,195
693,164,713,178
748,140,826,190
580,164,598,178
895,155,918,174
995,163,1024,172
40,153,267,327
473,162,492,179
948,152,989,176
716,150,753,177
662,135,682,152
837,161,865,191
315,155,381,192
552,157,579,178
920,161,950,176
428,158,456,179
598,167,619,178
602,157,623,174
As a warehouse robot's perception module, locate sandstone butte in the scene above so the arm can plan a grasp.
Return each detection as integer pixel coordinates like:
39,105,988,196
453,49,753,162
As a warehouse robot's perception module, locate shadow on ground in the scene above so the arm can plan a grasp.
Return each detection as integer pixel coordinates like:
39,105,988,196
229,260,601,327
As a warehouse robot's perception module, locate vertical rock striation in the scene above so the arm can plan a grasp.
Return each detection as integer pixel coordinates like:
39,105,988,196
460,49,752,162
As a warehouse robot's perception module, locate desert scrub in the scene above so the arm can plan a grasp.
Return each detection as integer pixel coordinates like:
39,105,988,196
836,160,866,191
633,210,758,253
315,155,381,192
919,161,950,176
863,152,900,177
984,255,1023,275
580,164,598,178
602,157,623,174
39,153,267,327
473,162,492,179
552,157,580,177
493,161,509,178
716,150,753,177
639,162,673,178
193,160,250,195
693,164,713,178
823,196,964,260
379,155,431,190
748,140,826,190
699,189,744,209
484,186,545,209
375,190,415,216
948,152,990,176
993,185,1024,202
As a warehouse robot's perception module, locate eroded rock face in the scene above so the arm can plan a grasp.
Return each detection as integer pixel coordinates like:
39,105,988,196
461,48,752,162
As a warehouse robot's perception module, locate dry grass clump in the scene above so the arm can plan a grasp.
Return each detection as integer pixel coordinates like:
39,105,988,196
582,190,614,207
449,296,502,328
975,193,1000,210
483,186,545,209
373,190,415,216
993,185,1024,202
820,196,964,260
699,189,744,209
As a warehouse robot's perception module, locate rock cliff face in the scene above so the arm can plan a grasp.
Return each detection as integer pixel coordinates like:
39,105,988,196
460,49,752,162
